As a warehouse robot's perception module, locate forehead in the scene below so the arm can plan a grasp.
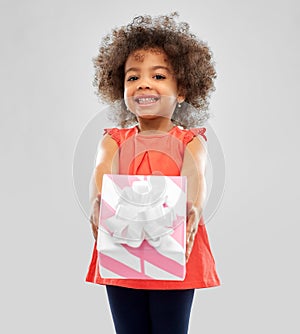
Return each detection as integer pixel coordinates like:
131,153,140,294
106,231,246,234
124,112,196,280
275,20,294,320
125,48,170,66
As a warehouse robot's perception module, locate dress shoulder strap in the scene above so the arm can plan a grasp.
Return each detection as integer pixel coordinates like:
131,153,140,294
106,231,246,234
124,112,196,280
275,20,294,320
172,127,207,145
103,127,137,146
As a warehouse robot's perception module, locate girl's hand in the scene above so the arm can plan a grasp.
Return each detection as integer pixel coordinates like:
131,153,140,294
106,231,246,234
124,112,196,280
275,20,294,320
186,205,200,262
89,193,101,241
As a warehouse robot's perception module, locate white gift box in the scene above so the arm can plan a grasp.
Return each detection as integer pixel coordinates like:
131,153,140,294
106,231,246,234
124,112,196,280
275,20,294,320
97,174,187,280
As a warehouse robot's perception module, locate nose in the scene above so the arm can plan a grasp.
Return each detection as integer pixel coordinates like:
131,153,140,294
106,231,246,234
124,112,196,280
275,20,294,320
137,78,151,90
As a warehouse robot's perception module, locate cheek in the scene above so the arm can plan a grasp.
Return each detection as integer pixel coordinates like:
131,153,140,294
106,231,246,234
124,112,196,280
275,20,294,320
124,86,133,98
123,87,134,111
162,81,178,96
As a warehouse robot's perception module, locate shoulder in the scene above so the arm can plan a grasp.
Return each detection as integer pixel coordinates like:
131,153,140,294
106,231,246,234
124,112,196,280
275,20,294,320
182,131,207,174
182,128,208,165
96,132,118,156
185,135,207,160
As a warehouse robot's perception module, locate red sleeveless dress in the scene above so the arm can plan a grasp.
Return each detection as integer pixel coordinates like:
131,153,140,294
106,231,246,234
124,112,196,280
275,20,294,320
86,126,220,289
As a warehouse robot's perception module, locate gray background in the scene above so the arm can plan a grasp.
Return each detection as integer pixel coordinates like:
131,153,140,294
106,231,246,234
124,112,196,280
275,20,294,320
1,0,299,333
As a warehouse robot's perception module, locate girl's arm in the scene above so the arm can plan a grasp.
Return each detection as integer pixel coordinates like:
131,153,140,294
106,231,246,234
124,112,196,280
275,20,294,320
181,136,207,262
89,134,119,240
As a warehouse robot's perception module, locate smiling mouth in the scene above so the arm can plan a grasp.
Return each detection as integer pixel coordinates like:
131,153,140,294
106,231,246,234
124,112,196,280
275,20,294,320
134,96,160,105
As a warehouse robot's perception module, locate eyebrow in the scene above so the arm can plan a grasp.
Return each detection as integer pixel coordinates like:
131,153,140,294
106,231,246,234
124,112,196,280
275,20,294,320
125,66,171,75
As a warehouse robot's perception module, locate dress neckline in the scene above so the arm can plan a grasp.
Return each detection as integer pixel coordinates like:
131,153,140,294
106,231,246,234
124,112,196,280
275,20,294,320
134,125,178,135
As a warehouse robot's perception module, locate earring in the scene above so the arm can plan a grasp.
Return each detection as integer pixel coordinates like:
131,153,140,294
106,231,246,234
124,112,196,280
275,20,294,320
177,103,182,108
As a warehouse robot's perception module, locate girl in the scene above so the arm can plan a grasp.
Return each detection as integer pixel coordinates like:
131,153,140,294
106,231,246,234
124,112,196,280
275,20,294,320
86,13,220,334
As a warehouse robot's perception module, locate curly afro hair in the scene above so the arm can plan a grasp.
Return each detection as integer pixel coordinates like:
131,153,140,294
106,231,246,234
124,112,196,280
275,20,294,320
93,12,216,128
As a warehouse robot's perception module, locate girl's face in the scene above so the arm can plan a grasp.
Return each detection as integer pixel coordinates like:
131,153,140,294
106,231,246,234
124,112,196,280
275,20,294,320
124,48,184,119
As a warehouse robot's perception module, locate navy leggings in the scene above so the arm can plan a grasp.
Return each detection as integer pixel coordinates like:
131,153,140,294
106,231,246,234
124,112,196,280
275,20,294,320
106,285,195,334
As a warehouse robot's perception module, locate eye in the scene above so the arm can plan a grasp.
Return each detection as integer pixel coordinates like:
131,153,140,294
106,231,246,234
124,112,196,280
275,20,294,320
153,74,166,80
127,76,139,81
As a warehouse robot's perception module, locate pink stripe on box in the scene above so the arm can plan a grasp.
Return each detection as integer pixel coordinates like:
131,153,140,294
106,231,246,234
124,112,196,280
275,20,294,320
170,219,185,246
99,253,152,279
169,176,186,190
99,199,116,232
100,199,116,220
123,241,184,277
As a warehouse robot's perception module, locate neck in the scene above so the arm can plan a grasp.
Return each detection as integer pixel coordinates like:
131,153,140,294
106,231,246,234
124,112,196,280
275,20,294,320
137,117,174,133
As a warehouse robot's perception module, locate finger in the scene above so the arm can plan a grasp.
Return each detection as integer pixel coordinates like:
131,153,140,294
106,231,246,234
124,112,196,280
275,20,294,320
92,196,101,227
186,223,198,260
92,223,98,241
186,221,197,244
89,213,98,239
186,232,196,262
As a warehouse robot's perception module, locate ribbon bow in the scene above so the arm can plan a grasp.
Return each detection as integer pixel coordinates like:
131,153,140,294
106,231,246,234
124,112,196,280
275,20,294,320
104,176,176,247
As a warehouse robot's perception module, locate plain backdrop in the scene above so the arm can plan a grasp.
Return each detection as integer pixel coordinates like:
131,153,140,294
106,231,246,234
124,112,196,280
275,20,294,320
1,0,299,333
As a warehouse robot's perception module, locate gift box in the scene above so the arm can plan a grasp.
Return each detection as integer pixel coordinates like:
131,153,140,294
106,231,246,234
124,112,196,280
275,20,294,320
97,174,187,280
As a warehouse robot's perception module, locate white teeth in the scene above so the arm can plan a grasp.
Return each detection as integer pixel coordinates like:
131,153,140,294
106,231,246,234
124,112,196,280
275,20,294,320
137,97,157,103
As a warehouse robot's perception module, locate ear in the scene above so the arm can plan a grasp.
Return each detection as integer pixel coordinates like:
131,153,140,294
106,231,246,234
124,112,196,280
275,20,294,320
177,94,185,104
177,87,185,103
